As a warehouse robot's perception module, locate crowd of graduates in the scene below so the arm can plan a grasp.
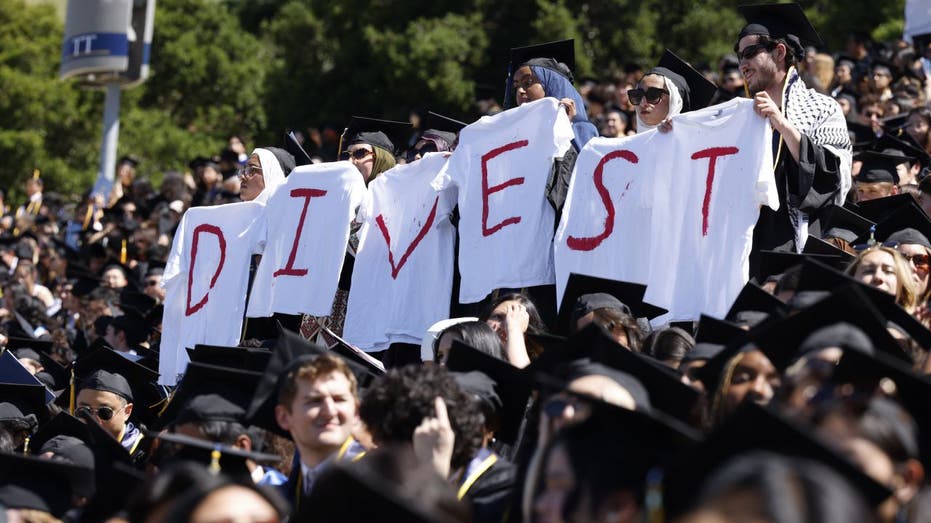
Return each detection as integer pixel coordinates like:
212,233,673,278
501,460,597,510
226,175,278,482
4,2,931,523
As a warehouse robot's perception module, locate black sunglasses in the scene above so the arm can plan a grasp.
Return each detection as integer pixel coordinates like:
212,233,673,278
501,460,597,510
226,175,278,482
737,42,773,61
339,149,373,161
627,87,669,106
405,143,438,163
76,405,116,421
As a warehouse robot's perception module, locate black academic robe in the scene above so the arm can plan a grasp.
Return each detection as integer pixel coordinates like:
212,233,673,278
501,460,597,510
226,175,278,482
750,134,846,279
463,458,518,523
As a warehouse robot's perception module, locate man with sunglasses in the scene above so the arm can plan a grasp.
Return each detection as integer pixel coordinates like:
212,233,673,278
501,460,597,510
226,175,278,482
735,4,852,279
75,369,143,454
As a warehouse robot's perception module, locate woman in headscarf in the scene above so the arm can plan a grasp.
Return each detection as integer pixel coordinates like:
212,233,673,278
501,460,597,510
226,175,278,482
631,50,718,133
239,147,293,204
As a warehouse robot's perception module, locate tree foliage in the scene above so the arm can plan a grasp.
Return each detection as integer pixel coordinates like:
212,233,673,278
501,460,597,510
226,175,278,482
0,0,908,201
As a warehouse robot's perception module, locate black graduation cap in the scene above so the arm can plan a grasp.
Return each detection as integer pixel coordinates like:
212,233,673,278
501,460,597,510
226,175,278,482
694,314,748,345
445,341,531,444
119,288,156,315
509,39,576,76
655,49,719,111
856,150,910,184
28,411,93,458
424,111,468,134
71,275,102,298
853,193,919,223
801,236,856,266
737,3,824,51
325,332,387,380
185,343,272,373
528,325,701,422
245,328,373,439
816,204,875,244
118,154,139,168
724,282,786,323
148,430,281,483
874,202,931,248
6,337,68,391
342,116,413,156
158,362,262,428
284,130,313,167
880,113,909,133
301,449,467,523
848,122,879,150
0,382,47,425
756,249,843,281
72,347,163,426
557,273,667,335
264,146,296,177
662,403,892,516
0,452,91,517
0,350,55,405
795,258,931,351
188,156,211,171
872,132,924,166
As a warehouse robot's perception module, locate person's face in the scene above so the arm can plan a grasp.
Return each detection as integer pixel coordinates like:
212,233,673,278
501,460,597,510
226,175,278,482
533,443,575,523
724,350,780,412
737,35,780,93
485,299,527,343
275,372,359,456
722,71,744,92
514,65,546,106
871,67,892,90
102,268,127,289
837,97,852,116
896,243,930,293
434,332,459,366
144,273,165,301
835,63,852,84
853,250,899,296
856,181,895,202
202,166,222,187
82,298,110,327
907,114,929,142
680,360,708,393
346,144,375,181
604,112,625,137
103,324,122,349
861,103,884,124
238,155,265,202
634,74,670,126
76,389,131,440
190,485,280,523
24,180,40,197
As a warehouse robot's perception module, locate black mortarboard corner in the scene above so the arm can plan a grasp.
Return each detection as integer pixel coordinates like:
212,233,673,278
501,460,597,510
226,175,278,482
342,116,413,156
737,3,824,59
445,340,531,444
852,193,920,223
424,111,468,134
0,382,47,428
6,336,68,391
856,150,909,184
872,133,927,168
245,327,373,439
694,314,747,345
186,343,272,373
0,452,91,517
264,146,296,177
284,131,313,167
509,39,576,80
801,236,855,268
72,347,162,426
0,349,55,405
816,204,875,244
724,282,786,323
654,49,719,111
528,325,701,423
557,273,667,335
158,361,262,428
28,411,93,458
874,202,931,249
755,249,843,281
118,154,140,168
148,430,281,483
847,122,879,151
662,403,892,516
321,326,386,379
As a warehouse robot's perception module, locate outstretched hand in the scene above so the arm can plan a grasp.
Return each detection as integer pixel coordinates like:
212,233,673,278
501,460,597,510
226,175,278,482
413,396,456,478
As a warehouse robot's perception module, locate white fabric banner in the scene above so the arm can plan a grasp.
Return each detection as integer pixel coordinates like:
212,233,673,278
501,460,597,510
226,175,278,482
160,202,266,385
432,97,574,303
343,153,457,352
555,98,778,321
246,161,366,318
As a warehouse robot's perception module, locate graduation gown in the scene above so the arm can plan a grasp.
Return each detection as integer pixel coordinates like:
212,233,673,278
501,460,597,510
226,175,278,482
461,456,518,523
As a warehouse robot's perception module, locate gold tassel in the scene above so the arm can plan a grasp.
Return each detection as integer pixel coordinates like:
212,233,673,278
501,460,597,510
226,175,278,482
69,368,76,414
209,448,222,475
23,436,30,455
82,204,94,231
120,239,128,264
32,169,40,181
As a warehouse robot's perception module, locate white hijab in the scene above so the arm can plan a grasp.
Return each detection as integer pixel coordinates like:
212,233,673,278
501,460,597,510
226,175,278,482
635,75,684,133
251,148,286,204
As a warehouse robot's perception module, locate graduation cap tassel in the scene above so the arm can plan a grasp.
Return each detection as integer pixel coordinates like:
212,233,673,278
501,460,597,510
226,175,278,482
82,204,94,231
868,224,877,248
32,169,40,181
645,466,665,523
22,436,30,456
120,239,128,265
208,447,222,475
69,368,76,415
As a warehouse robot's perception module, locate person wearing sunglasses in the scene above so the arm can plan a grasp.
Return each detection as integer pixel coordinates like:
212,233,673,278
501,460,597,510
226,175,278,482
734,4,852,280
630,50,718,134
886,228,931,309
238,147,293,204
339,117,411,185
75,369,141,450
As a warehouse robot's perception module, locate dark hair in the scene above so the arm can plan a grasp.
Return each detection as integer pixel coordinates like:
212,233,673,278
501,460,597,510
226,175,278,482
687,451,871,523
160,473,288,523
359,365,483,471
188,420,249,447
434,321,504,361
643,326,695,365
479,292,547,334
126,461,221,523
733,35,797,70
590,307,644,352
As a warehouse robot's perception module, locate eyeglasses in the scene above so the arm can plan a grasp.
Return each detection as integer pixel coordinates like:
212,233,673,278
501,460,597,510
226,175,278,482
627,87,669,106
237,165,263,179
405,143,438,163
513,75,539,92
903,253,930,270
864,110,883,119
737,42,773,61
339,148,373,161
76,405,116,421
